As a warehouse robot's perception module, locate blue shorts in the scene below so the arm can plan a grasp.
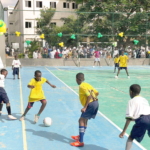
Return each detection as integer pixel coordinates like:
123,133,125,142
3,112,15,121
0,87,9,104
119,67,127,70
81,101,99,120
130,115,150,142
115,63,119,68
13,68,19,75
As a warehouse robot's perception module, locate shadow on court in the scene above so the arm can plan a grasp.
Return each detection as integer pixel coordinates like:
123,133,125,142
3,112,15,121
26,129,108,150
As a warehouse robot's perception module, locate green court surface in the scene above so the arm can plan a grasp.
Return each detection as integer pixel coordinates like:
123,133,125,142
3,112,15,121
51,66,150,150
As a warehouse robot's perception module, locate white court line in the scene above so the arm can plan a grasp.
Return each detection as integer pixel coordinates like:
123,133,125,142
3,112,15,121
45,67,146,150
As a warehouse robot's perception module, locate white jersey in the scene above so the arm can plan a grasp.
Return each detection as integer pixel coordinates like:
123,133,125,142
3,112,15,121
0,74,5,88
12,60,21,68
126,96,150,119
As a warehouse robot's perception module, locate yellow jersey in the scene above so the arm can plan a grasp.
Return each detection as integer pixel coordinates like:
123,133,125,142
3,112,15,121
79,82,98,107
119,55,128,67
114,57,119,63
28,77,47,102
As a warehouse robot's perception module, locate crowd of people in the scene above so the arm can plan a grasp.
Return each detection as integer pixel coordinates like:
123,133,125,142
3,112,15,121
6,45,150,59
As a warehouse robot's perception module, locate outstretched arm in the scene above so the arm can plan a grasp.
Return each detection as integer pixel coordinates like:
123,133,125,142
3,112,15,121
119,119,131,138
46,80,56,88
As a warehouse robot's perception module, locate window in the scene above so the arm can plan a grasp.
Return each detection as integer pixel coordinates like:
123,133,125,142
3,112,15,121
9,12,13,14
37,22,40,28
25,1,31,8
63,2,69,8
72,3,78,9
36,1,42,8
25,22,32,28
50,2,56,8
51,22,56,26
10,23,13,25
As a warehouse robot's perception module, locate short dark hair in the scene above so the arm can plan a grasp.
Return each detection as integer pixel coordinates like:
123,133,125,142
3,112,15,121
76,73,84,81
1,69,7,74
35,70,41,76
130,84,141,95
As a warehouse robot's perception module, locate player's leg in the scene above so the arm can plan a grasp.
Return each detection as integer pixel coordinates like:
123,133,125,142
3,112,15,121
34,100,47,123
125,68,130,78
115,68,120,78
20,102,34,121
1,93,17,120
0,101,3,115
13,68,15,80
125,136,133,150
93,61,96,67
17,68,20,79
114,67,116,73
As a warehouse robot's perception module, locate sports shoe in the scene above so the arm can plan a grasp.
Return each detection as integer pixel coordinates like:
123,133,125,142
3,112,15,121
34,114,40,123
128,76,130,79
115,76,118,79
0,111,2,116
8,115,17,120
93,66,95,68
19,116,25,121
71,135,79,141
71,140,84,147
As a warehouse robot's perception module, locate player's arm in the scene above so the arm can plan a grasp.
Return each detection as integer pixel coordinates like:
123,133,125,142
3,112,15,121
119,119,131,138
46,80,56,88
28,85,35,89
81,95,92,113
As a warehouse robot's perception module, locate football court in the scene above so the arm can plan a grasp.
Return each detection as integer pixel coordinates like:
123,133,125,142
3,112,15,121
0,66,149,150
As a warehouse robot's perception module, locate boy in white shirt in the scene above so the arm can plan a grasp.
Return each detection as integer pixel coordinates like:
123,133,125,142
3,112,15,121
12,55,22,80
119,84,150,150
0,69,17,120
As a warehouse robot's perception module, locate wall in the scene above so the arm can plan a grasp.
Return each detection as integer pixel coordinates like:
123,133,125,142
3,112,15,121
6,58,150,67
0,35,6,68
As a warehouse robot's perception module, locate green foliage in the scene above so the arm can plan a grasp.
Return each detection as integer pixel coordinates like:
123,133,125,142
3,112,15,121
18,53,24,58
28,39,41,58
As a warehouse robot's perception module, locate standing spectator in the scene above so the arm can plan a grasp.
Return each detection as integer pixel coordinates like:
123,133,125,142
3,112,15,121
48,47,52,58
68,49,72,58
55,50,60,59
133,50,136,59
33,51,38,59
83,47,87,58
141,50,145,58
11,47,14,57
119,45,123,56
89,46,93,57
50,50,55,59
25,51,29,59
38,51,42,59
6,46,10,56
93,48,101,67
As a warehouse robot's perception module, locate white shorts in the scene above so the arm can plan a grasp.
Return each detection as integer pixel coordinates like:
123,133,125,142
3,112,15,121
95,58,100,62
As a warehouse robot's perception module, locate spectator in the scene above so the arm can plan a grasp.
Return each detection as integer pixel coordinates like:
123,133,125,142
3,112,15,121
48,47,52,58
11,47,14,57
33,51,38,59
83,47,87,58
55,49,60,59
89,46,93,57
50,50,55,59
141,50,145,58
6,46,10,55
119,45,123,55
38,51,42,59
24,51,29,59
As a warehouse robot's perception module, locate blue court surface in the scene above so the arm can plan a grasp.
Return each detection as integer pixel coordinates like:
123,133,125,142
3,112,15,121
0,66,147,150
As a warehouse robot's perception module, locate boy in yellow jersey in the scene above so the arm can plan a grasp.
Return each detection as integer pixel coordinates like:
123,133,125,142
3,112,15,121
114,54,119,73
19,70,56,123
115,51,130,79
71,73,99,147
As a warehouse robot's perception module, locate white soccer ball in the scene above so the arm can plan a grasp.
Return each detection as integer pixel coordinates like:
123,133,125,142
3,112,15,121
43,117,52,127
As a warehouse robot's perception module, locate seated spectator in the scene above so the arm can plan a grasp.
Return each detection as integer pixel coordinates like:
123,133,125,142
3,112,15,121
68,50,72,58
50,50,55,59
38,50,42,59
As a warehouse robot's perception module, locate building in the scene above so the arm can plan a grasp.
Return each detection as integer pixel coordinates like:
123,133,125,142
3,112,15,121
7,0,78,52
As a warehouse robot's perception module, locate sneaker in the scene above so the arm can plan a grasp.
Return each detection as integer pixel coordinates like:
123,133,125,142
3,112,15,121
8,115,17,120
34,114,40,123
128,76,130,79
19,116,25,121
93,66,95,68
71,140,84,147
0,111,2,116
115,76,118,79
71,135,79,141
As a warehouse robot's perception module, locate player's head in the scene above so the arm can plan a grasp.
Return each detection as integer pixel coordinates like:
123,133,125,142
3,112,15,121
130,84,141,98
1,69,8,78
14,55,18,60
35,70,41,81
117,54,119,57
121,51,124,55
76,73,84,85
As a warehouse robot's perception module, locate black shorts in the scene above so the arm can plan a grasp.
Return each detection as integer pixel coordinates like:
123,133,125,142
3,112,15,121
130,115,150,142
115,63,119,68
13,68,19,75
81,101,99,120
0,87,9,104
119,67,127,70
